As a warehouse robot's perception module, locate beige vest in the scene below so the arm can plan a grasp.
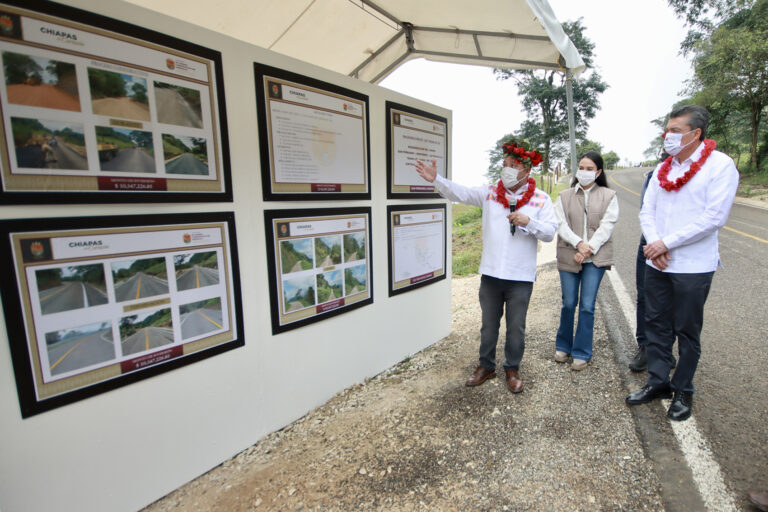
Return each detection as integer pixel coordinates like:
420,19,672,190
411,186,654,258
556,185,616,272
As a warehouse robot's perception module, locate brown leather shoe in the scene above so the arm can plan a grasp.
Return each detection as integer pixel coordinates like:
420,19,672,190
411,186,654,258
505,369,523,393
465,365,495,386
748,491,768,512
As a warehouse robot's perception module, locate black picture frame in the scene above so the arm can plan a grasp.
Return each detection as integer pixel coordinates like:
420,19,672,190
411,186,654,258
385,101,448,199
0,211,244,417
264,207,372,334
0,0,232,204
254,62,371,201
387,203,447,296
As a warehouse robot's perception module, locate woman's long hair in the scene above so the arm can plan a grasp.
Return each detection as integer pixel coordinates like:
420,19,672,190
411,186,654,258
571,151,609,188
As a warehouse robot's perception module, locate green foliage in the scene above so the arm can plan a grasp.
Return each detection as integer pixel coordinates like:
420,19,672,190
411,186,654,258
667,0,755,54
131,82,148,104
88,68,128,99
10,117,45,146
2,51,41,84
35,268,63,291
280,240,313,272
343,234,365,262
315,237,341,266
452,204,483,276
603,151,620,170
67,264,105,289
316,273,342,303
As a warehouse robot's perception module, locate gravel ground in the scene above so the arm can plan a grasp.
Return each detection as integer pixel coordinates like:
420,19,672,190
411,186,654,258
143,264,665,511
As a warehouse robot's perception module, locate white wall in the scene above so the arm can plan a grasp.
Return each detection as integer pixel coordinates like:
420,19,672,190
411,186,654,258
0,1,452,511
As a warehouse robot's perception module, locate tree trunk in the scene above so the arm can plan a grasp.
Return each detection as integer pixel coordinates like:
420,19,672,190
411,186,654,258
750,100,759,168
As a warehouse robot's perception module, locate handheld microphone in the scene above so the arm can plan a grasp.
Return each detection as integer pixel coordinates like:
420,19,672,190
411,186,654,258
509,203,516,235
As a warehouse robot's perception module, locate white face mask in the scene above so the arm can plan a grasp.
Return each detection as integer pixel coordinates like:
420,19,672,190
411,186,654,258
576,169,597,187
501,166,526,189
663,130,697,156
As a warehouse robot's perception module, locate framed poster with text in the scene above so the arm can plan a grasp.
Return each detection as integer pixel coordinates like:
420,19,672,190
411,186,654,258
0,0,231,204
387,204,447,296
0,212,243,417
386,101,448,199
265,208,372,334
255,63,370,201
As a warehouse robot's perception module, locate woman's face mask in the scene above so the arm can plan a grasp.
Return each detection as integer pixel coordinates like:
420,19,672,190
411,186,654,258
576,169,597,187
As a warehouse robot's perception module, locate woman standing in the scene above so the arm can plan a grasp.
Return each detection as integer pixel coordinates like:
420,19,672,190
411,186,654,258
554,152,619,370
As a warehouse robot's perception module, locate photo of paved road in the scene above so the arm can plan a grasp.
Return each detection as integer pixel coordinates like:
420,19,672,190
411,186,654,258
88,67,150,121
46,322,115,376
12,117,88,170
174,251,219,291
2,51,80,111
112,257,169,302
96,126,155,173
120,308,174,356
155,82,203,128
36,264,108,315
179,298,223,340
162,134,209,175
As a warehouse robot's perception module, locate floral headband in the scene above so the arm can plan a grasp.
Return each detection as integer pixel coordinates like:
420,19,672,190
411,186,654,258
502,139,543,168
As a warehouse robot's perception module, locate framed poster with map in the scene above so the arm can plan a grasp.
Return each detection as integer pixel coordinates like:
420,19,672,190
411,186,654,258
0,212,243,417
0,0,231,203
387,204,447,296
254,63,370,201
386,101,448,199
264,207,372,334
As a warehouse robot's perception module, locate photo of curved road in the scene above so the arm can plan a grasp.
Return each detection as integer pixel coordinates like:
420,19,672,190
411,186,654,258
100,147,156,173
165,153,208,174
15,136,87,170
180,307,223,339
114,272,169,301
39,281,108,315
91,97,150,121
48,326,114,376
176,265,219,291
121,326,174,356
155,87,203,128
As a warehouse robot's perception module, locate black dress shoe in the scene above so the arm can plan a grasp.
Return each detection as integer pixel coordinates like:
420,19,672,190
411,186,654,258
629,346,647,372
667,391,693,421
625,383,672,405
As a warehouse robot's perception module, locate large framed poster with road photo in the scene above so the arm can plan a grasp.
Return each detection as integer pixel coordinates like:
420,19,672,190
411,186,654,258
0,0,231,204
386,101,448,199
264,207,372,334
387,203,447,296
0,212,243,417
254,63,370,201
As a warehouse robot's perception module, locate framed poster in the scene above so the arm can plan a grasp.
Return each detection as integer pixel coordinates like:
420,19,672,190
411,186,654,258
386,101,448,199
265,207,372,334
387,204,447,296
0,0,232,203
254,63,370,201
0,212,243,417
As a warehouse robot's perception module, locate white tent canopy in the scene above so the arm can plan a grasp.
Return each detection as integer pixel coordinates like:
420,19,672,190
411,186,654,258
125,0,585,82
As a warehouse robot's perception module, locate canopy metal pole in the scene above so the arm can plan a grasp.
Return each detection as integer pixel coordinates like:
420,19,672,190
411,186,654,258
565,69,576,174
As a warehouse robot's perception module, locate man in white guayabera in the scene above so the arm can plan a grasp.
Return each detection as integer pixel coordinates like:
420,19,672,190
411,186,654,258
625,105,738,421
415,139,557,394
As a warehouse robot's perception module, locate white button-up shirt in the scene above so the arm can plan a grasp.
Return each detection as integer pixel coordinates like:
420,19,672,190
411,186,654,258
639,142,739,273
554,184,620,263
435,174,558,282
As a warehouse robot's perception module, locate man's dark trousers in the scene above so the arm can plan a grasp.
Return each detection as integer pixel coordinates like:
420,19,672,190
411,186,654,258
644,266,714,393
635,237,647,347
478,274,533,371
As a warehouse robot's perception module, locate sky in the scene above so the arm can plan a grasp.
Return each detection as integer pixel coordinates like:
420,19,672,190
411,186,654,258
379,0,693,187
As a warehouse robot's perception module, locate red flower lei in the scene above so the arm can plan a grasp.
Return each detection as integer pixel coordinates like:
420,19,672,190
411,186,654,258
493,177,537,209
657,139,717,192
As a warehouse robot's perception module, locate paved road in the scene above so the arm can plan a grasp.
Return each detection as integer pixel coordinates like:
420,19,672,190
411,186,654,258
100,147,156,173
166,153,208,175
114,272,169,301
155,88,203,128
48,327,114,375
39,281,108,314
49,138,88,170
176,265,219,291
607,167,768,505
121,327,174,356
180,308,222,339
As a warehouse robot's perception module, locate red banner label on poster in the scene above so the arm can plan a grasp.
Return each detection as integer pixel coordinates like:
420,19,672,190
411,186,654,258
410,272,435,284
409,185,435,193
121,346,183,373
98,177,168,191
311,183,341,192
316,298,345,313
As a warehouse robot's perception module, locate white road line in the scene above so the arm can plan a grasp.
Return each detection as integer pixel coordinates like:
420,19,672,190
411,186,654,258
606,268,737,512
80,282,89,307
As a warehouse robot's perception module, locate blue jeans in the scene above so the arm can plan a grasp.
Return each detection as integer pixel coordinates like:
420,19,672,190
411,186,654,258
556,262,606,361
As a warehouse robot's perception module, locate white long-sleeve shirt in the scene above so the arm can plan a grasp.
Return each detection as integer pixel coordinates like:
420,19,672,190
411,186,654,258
639,141,739,273
554,185,619,263
435,174,558,282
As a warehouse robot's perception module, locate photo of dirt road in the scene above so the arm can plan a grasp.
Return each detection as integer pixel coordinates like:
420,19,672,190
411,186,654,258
88,67,150,121
95,126,156,173
155,81,203,128
11,117,88,170
2,51,80,111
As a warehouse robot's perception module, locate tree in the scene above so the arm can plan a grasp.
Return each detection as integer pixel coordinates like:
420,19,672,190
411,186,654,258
667,0,755,54
603,151,620,170
2,52,41,84
576,139,603,156
492,19,607,177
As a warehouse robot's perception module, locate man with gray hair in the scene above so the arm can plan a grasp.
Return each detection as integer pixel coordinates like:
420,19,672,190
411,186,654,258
625,105,738,421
